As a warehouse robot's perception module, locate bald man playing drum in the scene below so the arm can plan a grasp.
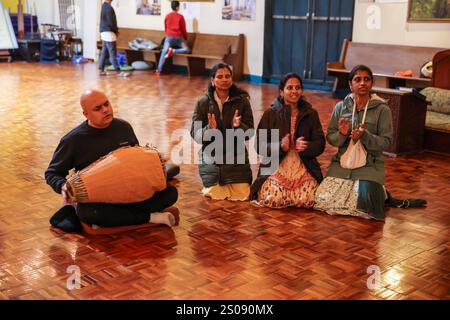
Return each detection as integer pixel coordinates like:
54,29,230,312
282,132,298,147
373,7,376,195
45,89,179,232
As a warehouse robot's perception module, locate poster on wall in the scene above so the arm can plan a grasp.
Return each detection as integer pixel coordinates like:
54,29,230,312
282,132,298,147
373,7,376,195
136,0,161,16
222,0,256,21
180,2,201,21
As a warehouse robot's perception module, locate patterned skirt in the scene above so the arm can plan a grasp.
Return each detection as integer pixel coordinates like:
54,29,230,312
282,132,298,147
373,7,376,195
254,149,318,208
314,177,386,220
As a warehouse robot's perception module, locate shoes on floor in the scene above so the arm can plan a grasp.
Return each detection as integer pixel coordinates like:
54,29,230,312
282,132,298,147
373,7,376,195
155,70,161,77
99,71,107,76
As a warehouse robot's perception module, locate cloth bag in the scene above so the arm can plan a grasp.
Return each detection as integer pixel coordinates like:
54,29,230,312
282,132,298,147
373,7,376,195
340,99,368,169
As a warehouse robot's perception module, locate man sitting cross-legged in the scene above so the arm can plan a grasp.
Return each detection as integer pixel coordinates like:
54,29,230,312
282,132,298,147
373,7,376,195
45,89,179,232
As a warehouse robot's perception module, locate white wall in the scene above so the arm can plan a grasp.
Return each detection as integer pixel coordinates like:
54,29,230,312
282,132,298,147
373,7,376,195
20,1,450,75
81,0,100,59
353,1,450,48
113,0,265,76
26,0,54,26
26,0,100,58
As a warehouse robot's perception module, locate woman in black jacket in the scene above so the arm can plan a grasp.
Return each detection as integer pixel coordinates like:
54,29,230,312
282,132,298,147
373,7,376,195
250,73,325,208
190,63,254,201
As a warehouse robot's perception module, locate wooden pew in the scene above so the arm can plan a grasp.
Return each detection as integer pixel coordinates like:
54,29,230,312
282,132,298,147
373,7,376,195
122,29,196,73
97,28,168,70
327,39,447,93
97,28,244,80
97,28,165,52
178,33,245,81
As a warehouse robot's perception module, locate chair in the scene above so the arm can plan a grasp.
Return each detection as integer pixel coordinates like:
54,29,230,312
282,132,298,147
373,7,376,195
431,49,450,90
68,37,83,58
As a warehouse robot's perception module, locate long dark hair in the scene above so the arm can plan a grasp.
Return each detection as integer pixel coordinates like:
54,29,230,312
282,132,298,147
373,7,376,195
279,73,304,92
208,62,246,96
210,63,233,79
278,73,307,108
348,64,373,82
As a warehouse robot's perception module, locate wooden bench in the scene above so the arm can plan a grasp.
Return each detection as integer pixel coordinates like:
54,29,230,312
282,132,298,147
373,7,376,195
119,28,165,67
327,39,447,94
97,28,170,71
177,33,245,81
97,28,244,80
122,28,196,73
96,28,166,53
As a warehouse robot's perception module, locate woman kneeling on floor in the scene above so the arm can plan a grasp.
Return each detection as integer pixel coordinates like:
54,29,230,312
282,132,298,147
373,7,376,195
314,65,393,220
190,63,254,201
250,73,326,208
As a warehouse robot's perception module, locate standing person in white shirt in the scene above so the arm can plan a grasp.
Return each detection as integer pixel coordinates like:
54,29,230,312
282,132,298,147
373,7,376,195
98,0,123,76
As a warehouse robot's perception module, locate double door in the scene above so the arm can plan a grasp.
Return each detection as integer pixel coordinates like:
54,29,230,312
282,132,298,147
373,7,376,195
263,0,354,88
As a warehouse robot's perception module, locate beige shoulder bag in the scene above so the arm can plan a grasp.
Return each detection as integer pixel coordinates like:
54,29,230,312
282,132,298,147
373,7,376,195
340,100,368,169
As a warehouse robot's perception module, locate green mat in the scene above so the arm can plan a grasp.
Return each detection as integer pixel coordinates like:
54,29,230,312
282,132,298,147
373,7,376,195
106,65,134,71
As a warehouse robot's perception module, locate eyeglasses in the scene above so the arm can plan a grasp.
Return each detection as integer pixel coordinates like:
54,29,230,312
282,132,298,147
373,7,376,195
215,74,232,80
352,76,372,83
285,85,302,91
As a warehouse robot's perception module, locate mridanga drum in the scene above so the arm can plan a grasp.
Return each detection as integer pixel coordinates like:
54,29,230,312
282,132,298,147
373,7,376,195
66,146,167,203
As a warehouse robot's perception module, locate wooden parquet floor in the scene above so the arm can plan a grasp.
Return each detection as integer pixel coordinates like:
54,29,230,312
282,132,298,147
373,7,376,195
0,62,449,300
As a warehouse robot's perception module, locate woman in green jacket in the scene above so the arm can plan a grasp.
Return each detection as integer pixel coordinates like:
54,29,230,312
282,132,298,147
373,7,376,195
190,63,254,201
314,65,393,220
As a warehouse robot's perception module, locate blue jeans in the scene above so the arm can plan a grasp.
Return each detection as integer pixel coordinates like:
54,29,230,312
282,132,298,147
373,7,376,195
157,36,190,72
99,40,120,72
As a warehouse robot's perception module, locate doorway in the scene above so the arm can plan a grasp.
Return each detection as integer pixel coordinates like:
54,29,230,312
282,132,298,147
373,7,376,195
263,0,354,89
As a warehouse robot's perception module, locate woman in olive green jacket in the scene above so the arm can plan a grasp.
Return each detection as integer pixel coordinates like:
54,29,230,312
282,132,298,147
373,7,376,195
314,65,393,220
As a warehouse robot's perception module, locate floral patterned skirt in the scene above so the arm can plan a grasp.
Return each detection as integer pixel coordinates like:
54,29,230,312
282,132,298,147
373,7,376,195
254,149,318,208
314,177,385,220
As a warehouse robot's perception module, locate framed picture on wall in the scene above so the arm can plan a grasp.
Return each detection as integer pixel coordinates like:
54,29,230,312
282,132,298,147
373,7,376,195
136,0,161,16
408,0,450,22
222,0,256,21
